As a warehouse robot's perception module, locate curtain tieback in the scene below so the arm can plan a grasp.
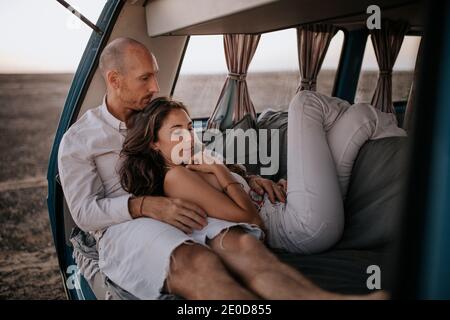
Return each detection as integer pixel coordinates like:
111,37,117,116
379,70,392,76
228,72,247,81
300,78,317,85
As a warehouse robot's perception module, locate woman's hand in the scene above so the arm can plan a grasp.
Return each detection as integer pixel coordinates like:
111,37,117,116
277,178,288,193
191,149,224,165
246,175,286,203
187,150,226,174
186,162,226,175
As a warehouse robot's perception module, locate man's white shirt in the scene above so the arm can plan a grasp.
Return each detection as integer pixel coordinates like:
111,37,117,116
58,97,132,238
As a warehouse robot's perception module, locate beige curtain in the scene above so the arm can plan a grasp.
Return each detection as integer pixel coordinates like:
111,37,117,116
296,24,337,92
403,38,423,131
370,19,410,113
207,34,260,130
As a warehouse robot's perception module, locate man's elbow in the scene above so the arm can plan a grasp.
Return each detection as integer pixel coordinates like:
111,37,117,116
71,208,99,233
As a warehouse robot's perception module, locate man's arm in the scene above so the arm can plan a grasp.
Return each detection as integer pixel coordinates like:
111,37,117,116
58,133,133,232
58,131,207,233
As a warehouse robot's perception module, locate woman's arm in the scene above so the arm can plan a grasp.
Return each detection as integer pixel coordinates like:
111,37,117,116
164,165,263,226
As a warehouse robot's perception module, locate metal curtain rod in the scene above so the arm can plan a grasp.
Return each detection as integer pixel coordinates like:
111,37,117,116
56,0,104,35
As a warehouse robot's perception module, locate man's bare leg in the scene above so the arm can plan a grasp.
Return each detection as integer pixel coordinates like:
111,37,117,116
205,228,329,299
208,228,382,300
164,242,259,300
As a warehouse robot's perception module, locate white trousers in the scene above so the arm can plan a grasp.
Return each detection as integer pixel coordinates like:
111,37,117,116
260,91,407,254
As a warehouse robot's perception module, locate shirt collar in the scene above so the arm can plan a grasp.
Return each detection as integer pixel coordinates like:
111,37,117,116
100,95,127,132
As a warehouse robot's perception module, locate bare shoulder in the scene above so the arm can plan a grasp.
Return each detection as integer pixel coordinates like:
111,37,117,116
164,166,222,195
164,166,197,188
164,165,207,198
165,165,191,180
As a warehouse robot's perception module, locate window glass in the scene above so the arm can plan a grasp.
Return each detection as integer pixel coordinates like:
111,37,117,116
173,35,227,119
355,35,421,103
174,29,345,118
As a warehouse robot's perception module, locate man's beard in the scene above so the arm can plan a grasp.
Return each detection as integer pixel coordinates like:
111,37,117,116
141,94,153,107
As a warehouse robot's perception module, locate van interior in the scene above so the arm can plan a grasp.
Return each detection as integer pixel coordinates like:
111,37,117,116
47,0,440,300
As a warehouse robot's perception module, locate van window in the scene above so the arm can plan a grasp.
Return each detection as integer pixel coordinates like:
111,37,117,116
247,29,344,112
173,29,344,118
173,36,227,119
317,30,345,96
355,35,421,103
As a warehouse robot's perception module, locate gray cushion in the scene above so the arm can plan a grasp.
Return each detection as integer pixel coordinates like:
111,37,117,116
204,114,260,173
274,248,387,294
337,137,408,249
254,110,288,181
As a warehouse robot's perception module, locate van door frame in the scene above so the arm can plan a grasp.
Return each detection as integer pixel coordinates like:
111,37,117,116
392,0,450,299
47,0,124,300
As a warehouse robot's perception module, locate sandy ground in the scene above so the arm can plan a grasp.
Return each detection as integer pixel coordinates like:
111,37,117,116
0,71,412,300
0,74,72,299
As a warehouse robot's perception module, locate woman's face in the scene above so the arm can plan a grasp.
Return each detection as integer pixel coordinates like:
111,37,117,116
153,108,195,166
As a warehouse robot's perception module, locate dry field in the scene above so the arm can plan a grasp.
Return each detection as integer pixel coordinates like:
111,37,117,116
0,70,412,299
0,74,72,299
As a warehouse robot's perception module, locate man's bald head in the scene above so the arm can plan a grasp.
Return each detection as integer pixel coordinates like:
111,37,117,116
99,37,153,79
99,37,160,114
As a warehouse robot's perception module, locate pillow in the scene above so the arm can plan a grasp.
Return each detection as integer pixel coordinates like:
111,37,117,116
255,110,288,181
203,114,259,174
337,137,409,249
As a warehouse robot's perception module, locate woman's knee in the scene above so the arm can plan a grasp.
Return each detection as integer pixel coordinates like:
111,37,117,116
288,90,314,114
345,104,378,125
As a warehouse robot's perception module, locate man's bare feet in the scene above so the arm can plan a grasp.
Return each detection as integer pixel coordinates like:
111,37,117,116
314,290,389,300
343,290,389,300
365,291,390,300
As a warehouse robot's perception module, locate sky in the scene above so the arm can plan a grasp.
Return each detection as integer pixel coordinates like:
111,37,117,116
181,30,421,74
0,0,105,73
0,0,420,74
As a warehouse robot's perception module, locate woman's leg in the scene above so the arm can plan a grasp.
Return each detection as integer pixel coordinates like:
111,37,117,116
282,91,351,254
326,103,407,199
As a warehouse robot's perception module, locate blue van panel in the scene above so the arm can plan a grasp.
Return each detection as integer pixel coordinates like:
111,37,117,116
333,29,367,103
420,0,450,298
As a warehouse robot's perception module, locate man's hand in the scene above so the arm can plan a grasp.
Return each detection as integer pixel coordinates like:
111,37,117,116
129,196,208,234
246,175,286,204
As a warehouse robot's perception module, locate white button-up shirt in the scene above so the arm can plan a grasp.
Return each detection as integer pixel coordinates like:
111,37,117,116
58,97,132,235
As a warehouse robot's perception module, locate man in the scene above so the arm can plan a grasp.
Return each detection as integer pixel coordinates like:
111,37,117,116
58,37,360,300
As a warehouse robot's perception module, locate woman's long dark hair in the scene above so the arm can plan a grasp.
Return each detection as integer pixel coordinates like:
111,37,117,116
119,97,189,196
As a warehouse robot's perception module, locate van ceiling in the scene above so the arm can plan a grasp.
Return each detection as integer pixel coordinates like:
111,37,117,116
145,0,423,36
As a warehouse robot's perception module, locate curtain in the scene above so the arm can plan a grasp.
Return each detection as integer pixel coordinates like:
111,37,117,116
370,19,410,113
296,24,337,92
207,34,260,131
403,38,423,131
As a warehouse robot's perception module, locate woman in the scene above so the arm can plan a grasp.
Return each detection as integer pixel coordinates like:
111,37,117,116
120,91,406,254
